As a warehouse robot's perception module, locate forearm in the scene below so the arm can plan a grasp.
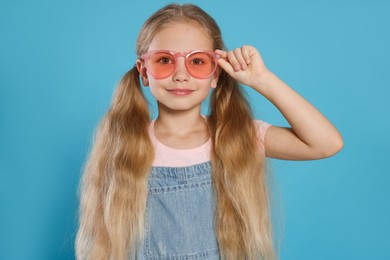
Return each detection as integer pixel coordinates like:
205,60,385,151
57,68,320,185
254,71,344,153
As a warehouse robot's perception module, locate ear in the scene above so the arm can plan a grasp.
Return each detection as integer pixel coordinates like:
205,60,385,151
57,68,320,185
211,67,221,89
136,59,149,86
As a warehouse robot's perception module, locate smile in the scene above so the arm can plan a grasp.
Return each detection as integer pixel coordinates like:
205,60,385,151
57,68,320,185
167,88,194,96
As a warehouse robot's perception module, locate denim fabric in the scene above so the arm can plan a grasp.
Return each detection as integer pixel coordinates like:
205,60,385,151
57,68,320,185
137,161,220,260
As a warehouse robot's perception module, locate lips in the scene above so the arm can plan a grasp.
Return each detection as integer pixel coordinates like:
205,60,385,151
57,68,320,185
167,88,194,96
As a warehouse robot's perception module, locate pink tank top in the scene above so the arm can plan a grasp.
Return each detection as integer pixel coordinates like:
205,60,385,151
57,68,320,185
149,118,271,167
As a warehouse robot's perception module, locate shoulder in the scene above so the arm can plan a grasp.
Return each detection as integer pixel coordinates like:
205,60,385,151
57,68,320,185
202,115,271,141
202,115,270,154
253,119,272,143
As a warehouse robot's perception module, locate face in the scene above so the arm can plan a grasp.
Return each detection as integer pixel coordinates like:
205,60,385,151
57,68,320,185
137,22,219,113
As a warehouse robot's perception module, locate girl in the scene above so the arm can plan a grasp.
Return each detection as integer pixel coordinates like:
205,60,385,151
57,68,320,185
76,3,343,260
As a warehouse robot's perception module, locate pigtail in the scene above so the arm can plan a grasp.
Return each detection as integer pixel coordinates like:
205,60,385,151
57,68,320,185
209,71,275,260
76,66,154,260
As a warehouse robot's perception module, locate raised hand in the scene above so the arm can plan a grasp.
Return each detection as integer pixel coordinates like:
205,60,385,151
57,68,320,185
217,45,343,160
215,45,270,90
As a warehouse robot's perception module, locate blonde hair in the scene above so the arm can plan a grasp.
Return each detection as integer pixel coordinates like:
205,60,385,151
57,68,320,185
76,4,276,260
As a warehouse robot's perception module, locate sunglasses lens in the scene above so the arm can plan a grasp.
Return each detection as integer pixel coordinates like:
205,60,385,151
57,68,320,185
145,52,175,79
186,52,216,79
144,51,217,79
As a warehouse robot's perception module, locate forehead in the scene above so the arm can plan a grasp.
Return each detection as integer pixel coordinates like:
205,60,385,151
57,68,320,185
147,21,213,52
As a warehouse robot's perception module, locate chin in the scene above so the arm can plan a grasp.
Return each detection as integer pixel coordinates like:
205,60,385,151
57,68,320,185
158,101,201,112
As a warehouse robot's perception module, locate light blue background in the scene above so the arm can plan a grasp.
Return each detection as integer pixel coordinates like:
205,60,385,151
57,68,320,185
1,0,389,259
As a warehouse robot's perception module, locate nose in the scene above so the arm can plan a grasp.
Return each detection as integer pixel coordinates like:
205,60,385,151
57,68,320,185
172,57,190,82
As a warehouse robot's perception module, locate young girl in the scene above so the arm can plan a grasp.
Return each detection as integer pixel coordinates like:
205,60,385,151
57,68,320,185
76,3,343,260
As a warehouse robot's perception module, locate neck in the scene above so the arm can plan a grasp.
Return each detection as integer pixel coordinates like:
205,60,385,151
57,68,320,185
155,108,206,135
153,102,210,149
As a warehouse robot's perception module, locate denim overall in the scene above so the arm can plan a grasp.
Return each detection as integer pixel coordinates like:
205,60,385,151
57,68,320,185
137,161,220,259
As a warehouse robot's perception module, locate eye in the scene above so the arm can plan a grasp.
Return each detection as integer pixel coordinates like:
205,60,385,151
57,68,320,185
158,56,173,64
190,58,205,65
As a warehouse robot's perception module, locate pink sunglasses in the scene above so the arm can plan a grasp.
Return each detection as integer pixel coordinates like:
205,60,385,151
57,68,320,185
141,50,220,79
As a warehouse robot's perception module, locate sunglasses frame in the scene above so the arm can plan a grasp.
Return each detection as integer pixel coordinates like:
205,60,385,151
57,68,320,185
140,50,220,79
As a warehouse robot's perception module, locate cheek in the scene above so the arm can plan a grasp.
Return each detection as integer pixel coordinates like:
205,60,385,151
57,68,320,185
147,76,161,88
198,81,214,97
200,78,215,89
148,78,169,96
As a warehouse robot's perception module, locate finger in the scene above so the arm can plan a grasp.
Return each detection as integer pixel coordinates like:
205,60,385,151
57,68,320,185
217,57,235,77
241,45,252,64
226,50,241,72
233,48,247,70
215,49,241,76
215,49,227,59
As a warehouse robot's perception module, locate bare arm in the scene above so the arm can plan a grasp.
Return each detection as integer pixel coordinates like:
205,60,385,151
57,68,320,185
259,71,343,160
216,46,343,160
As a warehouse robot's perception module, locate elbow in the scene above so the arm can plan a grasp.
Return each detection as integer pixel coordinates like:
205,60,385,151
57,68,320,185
322,136,344,158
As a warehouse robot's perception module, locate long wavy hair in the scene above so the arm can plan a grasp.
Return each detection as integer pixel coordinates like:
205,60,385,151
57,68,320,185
76,3,276,260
